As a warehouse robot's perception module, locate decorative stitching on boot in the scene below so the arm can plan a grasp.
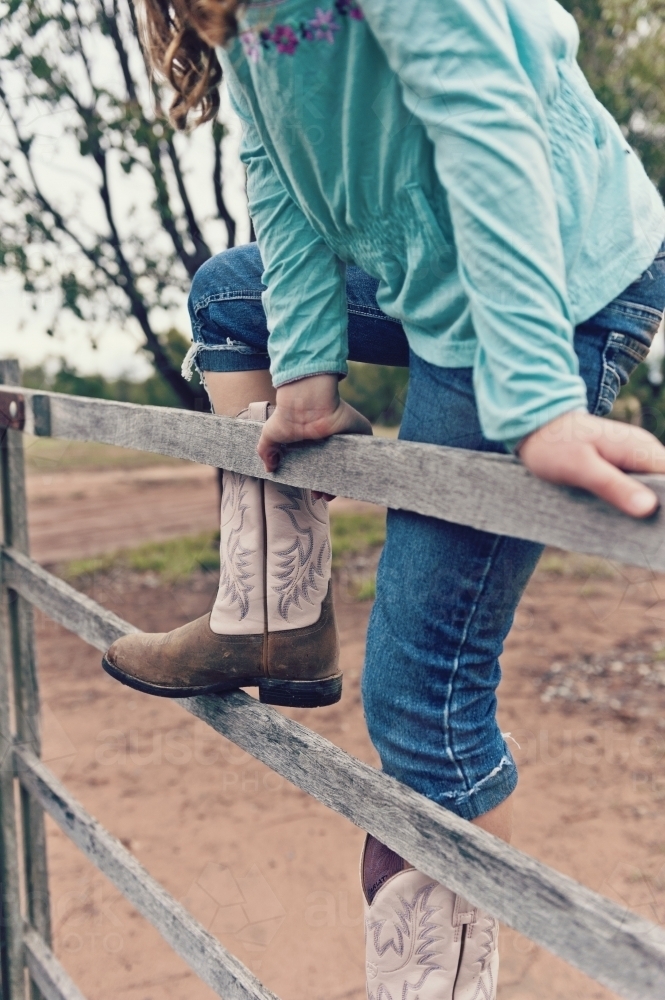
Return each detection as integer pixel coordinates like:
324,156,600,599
272,487,330,621
366,881,444,997
218,472,257,620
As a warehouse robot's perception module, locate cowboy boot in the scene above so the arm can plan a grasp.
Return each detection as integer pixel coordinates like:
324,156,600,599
362,834,499,1000
102,402,341,707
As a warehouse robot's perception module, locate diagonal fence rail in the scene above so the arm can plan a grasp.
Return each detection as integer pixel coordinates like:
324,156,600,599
1,366,664,1000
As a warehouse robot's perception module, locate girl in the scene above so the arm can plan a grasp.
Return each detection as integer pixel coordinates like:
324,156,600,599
104,1,665,995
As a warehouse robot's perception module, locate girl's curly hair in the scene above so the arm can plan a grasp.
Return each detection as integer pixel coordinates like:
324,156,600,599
136,0,242,130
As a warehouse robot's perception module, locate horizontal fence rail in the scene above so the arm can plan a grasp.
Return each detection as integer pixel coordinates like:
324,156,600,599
6,546,665,1000
6,384,665,571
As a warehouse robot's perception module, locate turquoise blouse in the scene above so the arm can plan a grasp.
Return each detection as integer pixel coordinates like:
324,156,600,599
218,0,665,447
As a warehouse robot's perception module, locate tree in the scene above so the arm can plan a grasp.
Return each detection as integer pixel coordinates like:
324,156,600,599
340,363,408,426
22,328,195,406
0,0,242,408
560,0,665,433
562,0,665,196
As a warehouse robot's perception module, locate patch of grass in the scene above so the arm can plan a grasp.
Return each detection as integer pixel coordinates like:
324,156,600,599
62,511,387,584
330,511,386,569
63,554,118,579
371,425,399,439
354,577,377,601
537,548,619,580
63,532,220,583
24,436,191,474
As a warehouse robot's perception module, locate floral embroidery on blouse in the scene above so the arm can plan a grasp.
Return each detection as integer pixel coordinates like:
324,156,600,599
240,1,363,62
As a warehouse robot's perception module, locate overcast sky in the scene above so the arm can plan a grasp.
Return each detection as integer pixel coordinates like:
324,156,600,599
0,70,248,380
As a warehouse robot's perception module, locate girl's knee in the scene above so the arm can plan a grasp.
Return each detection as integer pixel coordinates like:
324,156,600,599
189,244,265,317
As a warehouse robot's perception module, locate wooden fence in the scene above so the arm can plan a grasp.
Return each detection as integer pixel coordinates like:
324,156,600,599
0,358,664,1000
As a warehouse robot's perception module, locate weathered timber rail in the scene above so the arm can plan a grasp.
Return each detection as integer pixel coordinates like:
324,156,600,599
0,361,664,1000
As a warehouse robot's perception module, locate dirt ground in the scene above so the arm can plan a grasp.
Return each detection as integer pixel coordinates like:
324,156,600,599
24,464,665,1000
26,462,220,564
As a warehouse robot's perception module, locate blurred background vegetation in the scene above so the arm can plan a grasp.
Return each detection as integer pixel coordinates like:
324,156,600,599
21,328,410,424
22,329,199,408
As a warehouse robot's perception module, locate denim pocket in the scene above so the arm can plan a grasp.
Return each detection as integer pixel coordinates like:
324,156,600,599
590,242,665,343
593,331,651,416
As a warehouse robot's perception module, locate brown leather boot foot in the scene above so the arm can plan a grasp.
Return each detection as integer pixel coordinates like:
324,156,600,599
102,582,341,707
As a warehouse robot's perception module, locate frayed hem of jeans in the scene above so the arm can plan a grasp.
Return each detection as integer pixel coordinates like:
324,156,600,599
181,343,199,382
181,340,264,381
438,753,512,802
436,753,517,821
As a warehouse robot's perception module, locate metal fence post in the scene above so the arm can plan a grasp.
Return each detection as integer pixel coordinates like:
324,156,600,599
0,361,51,1000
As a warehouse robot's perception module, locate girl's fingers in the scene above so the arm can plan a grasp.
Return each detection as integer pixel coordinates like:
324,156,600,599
593,422,665,474
567,447,659,518
257,421,287,471
521,412,665,517
257,401,373,472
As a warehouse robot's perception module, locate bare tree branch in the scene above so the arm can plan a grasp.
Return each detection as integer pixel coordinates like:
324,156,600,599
0,0,248,412
103,0,139,104
166,133,213,269
93,147,197,404
212,120,237,248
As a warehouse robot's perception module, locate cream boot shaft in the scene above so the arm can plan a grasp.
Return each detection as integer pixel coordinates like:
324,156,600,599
362,835,499,1000
211,404,332,634
102,403,340,707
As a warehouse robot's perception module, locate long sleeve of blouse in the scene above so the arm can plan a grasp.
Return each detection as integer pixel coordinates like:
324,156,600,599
231,87,349,386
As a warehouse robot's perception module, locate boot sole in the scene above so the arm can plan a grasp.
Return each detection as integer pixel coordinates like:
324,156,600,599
258,674,342,707
101,655,343,708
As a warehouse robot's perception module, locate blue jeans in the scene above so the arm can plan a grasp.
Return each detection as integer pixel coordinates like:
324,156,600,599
188,242,665,820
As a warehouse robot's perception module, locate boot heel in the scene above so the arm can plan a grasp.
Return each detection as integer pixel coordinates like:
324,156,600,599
258,674,342,708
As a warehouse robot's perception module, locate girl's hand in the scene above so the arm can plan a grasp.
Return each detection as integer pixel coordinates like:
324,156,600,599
518,410,665,517
257,373,372,499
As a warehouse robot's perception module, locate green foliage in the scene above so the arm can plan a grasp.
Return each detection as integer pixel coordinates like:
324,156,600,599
330,511,386,569
562,0,665,197
22,329,202,408
23,365,109,400
340,362,409,425
556,1,665,430
354,577,377,601
618,362,665,440
63,532,220,583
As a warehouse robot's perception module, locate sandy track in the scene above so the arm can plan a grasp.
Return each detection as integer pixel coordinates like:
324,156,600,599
26,465,221,564
36,566,665,1000
26,465,375,564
